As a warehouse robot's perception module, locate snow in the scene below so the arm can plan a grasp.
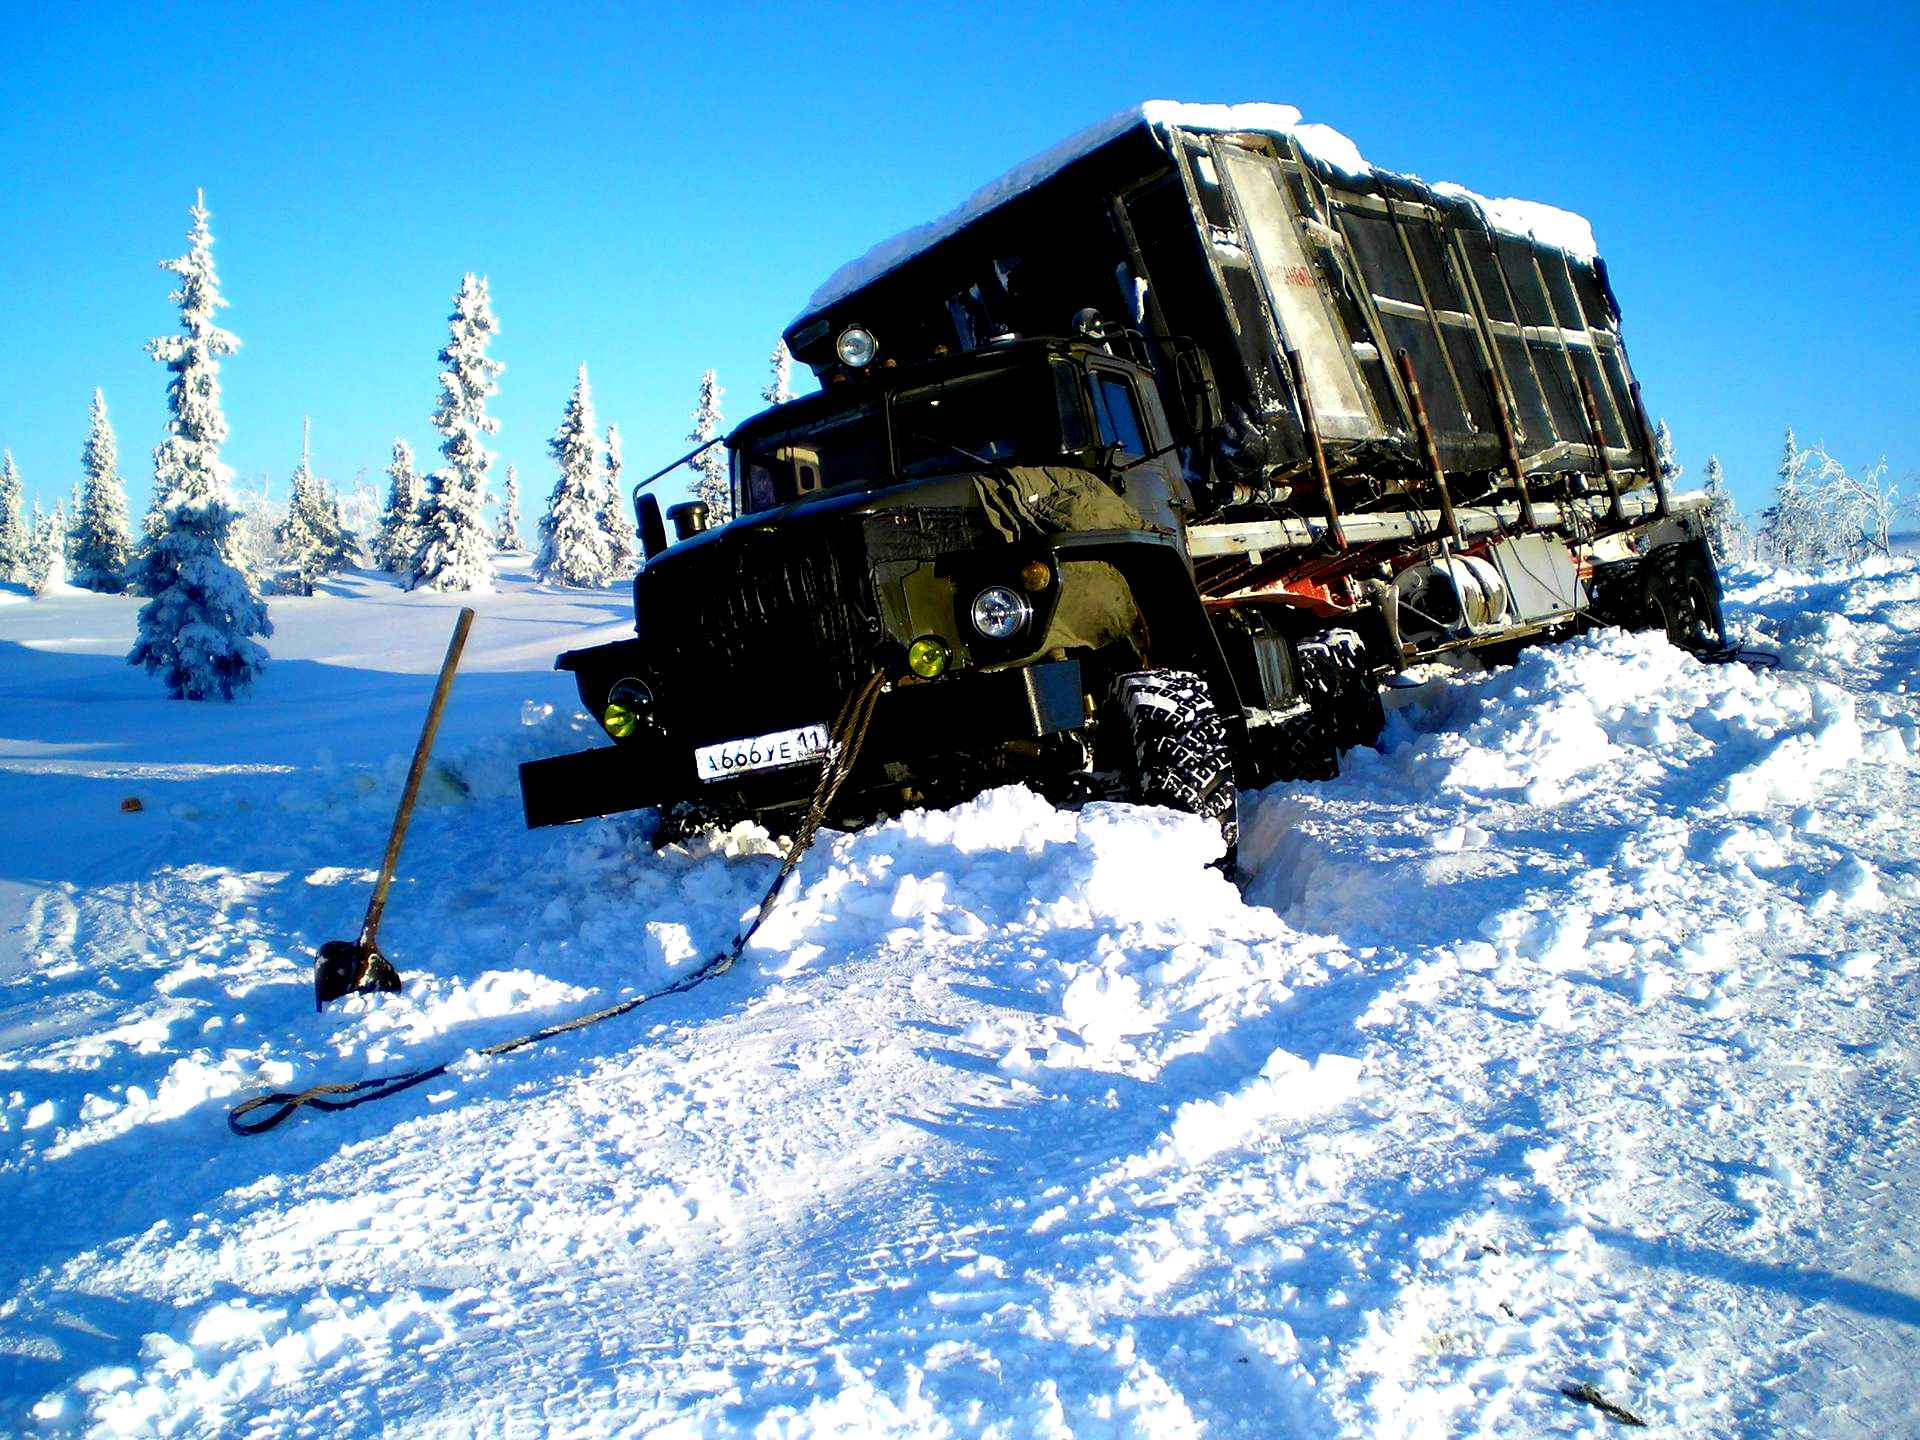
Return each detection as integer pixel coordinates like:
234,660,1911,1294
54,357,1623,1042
802,100,1600,320
3,557,1919,1434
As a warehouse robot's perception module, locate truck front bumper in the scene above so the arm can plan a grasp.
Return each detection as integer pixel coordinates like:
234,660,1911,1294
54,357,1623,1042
519,658,1084,829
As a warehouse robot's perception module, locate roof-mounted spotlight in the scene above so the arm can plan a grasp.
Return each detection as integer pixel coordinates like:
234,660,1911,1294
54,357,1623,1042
836,326,878,368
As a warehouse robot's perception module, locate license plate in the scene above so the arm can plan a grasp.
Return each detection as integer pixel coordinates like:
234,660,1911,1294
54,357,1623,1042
694,723,831,782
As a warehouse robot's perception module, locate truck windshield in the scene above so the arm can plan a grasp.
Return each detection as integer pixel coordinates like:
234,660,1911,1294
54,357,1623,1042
735,360,1089,514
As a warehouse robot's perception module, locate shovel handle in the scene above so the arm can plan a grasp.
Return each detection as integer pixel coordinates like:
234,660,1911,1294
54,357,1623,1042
360,608,474,945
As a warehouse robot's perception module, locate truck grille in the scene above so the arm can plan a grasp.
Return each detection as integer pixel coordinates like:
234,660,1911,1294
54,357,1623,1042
637,525,879,743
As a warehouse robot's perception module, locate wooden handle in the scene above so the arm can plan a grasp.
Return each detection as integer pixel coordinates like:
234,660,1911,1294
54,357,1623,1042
360,608,475,944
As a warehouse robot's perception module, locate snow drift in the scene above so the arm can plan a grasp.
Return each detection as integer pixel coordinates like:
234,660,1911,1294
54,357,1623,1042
2,557,1918,1436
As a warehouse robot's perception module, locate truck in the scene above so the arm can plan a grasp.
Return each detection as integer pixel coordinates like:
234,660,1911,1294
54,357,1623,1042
518,101,1725,857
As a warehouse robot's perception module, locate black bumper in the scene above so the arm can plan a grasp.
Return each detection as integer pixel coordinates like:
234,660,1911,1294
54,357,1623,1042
519,658,1083,828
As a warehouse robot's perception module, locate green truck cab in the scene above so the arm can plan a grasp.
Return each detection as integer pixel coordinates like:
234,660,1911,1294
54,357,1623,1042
520,336,1244,835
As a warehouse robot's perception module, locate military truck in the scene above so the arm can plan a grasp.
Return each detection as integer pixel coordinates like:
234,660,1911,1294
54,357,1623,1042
519,103,1724,854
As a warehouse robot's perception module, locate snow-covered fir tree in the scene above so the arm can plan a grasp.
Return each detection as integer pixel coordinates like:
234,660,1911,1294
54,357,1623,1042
128,190,271,700
372,438,425,573
763,338,794,406
535,366,613,587
412,273,503,593
688,370,730,522
0,450,25,582
1700,456,1744,563
73,390,134,591
494,464,527,553
601,423,638,575
275,419,354,594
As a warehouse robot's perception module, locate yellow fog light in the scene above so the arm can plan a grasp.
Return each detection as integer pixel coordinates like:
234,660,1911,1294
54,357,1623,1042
601,677,653,739
907,636,950,679
1019,559,1052,593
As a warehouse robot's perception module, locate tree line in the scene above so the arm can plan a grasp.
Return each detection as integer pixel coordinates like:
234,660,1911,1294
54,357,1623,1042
0,191,800,701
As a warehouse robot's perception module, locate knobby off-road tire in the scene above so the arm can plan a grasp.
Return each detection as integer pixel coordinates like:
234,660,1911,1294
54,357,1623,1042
1111,669,1239,865
1639,539,1727,651
1294,629,1385,758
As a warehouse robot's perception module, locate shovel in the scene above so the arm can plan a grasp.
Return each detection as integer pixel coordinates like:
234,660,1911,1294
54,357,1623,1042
315,607,475,1010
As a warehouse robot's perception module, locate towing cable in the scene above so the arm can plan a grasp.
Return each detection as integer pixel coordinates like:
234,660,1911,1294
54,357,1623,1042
230,670,890,1137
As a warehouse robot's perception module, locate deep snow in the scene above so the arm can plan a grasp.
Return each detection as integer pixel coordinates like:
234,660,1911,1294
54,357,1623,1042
2,557,1917,1436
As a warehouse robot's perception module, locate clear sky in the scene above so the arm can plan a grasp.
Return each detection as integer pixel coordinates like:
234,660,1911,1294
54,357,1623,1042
2,1,1914,526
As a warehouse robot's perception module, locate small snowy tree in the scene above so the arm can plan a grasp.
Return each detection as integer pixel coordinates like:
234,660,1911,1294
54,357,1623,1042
495,463,528,553
1807,445,1898,564
35,502,72,594
24,501,53,589
535,365,613,587
1700,455,1747,564
412,273,503,593
1653,419,1682,490
601,423,638,575
372,439,425,573
1758,429,1821,569
763,338,794,407
275,419,354,594
688,370,730,522
128,190,271,700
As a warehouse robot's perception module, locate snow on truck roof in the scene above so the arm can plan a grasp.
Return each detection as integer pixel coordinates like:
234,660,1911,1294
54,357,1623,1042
800,100,1600,321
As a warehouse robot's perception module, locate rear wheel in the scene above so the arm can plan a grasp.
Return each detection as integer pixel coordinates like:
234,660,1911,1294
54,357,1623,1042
1637,539,1727,651
1111,669,1239,865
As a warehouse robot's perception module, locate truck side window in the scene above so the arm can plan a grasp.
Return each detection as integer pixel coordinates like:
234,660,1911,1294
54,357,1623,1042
1091,372,1147,456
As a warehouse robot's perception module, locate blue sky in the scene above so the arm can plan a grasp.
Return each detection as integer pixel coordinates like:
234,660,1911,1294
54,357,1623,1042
2,1,1914,525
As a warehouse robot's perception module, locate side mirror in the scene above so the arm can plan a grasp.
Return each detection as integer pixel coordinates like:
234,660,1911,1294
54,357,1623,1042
636,491,667,561
1173,344,1222,442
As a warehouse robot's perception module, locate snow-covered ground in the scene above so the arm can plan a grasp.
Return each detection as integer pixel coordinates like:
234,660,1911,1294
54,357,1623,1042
3,557,1917,1437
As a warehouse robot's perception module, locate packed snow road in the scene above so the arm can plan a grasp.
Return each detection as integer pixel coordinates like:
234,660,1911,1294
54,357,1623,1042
2,560,1917,1437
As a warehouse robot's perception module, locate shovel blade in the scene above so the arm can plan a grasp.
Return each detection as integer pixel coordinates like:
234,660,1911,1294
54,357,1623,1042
315,939,404,1011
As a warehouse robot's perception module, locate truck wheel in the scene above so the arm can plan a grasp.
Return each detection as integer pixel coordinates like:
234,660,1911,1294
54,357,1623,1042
1294,629,1384,756
1640,540,1727,651
1111,669,1239,864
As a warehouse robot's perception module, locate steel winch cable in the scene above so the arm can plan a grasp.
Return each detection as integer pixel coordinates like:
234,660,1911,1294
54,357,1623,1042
229,670,891,1138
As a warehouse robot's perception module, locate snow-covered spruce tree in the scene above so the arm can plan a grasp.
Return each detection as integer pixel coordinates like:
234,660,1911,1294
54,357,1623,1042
763,338,794,407
275,420,354,594
412,273,503,593
0,450,25,581
494,464,528,553
688,370,730,522
1700,455,1747,564
128,190,271,700
601,423,638,575
372,439,425,574
535,366,613,587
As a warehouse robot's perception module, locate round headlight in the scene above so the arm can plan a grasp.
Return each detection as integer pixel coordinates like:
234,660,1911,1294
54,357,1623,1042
970,586,1032,640
836,326,878,368
907,636,950,679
